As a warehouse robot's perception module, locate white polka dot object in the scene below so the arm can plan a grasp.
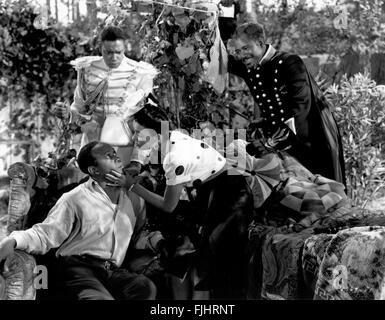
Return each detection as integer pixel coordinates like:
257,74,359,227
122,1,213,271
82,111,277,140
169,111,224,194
163,131,226,186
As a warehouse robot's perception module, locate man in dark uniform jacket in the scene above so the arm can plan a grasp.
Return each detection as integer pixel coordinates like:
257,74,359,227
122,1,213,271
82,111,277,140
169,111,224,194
228,22,346,185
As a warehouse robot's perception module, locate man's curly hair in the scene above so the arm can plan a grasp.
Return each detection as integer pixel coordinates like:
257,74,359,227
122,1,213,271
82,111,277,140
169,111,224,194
233,22,266,43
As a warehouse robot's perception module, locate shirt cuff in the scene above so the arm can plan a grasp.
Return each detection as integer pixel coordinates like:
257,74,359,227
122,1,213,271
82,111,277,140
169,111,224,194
8,231,29,251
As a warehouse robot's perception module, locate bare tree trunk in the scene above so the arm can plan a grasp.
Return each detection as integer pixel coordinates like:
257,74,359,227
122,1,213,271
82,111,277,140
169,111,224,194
67,0,71,22
77,0,80,21
176,77,183,128
55,0,58,22
72,0,78,21
275,0,288,49
237,0,259,23
335,50,363,83
86,0,98,20
72,0,75,21
46,0,51,18
371,53,385,85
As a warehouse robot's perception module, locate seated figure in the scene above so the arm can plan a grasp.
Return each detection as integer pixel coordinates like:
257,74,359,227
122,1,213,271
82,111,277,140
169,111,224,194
0,142,169,300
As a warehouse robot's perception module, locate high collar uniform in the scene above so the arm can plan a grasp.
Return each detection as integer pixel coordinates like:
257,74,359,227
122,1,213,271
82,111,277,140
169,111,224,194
229,45,346,185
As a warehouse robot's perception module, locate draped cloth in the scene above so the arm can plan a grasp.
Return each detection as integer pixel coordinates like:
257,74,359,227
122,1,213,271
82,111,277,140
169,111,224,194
304,69,346,186
225,141,346,213
279,175,346,217
247,207,385,300
247,190,385,300
225,140,281,208
205,21,228,94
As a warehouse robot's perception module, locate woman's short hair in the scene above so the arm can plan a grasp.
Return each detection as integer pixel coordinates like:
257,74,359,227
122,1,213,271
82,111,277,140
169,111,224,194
234,22,266,43
77,141,99,174
100,26,126,42
133,95,170,134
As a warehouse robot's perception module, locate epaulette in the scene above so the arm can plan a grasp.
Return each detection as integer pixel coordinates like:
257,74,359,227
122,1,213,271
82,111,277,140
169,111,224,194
69,56,102,71
128,59,159,77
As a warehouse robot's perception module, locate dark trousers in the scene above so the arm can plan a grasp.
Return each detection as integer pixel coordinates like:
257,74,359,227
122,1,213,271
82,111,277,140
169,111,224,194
194,171,254,299
57,255,156,300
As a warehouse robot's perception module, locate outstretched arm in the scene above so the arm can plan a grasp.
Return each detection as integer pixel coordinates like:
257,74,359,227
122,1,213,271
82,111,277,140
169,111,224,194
131,183,184,213
6,198,76,256
122,62,159,119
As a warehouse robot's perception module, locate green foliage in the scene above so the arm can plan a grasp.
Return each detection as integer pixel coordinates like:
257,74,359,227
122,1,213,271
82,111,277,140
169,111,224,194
0,0,256,160
252,0,385,58
328,73,385,206
1,1,76,102
0,0,97,159
2,0,385,212
100,0,256,131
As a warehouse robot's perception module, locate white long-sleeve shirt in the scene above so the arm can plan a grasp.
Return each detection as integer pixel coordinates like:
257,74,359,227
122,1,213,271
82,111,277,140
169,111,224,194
9,178,155,267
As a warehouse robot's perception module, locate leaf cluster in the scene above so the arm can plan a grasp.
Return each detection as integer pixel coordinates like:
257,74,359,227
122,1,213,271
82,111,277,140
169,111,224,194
328,72,385,206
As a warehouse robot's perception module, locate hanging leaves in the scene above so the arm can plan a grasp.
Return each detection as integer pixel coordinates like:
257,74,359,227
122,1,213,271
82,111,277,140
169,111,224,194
1,0,256,162
0,0,102,161
172,7,191,32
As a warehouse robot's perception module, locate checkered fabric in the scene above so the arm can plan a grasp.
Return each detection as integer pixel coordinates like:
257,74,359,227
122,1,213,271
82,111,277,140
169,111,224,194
226,141,347,212
279,175,347,215
226,140,282,208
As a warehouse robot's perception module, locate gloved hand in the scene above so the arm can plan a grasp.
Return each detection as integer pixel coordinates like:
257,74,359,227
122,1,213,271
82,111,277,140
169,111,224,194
247,119,294,154
265,124,294,152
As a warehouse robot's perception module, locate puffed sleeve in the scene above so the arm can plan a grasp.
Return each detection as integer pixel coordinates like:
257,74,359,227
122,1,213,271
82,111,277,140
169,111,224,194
68,68,87,124
136,61,159,95
69,56,101,123
121,61,159,119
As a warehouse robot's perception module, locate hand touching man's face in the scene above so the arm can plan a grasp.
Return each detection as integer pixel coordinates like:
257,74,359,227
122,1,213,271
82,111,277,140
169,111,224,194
90,143,123,179
104,162,139,190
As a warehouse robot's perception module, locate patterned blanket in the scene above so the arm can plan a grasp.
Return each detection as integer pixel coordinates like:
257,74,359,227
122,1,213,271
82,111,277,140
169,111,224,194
244,150,385,300
314,226,385,300
247,206,385,300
